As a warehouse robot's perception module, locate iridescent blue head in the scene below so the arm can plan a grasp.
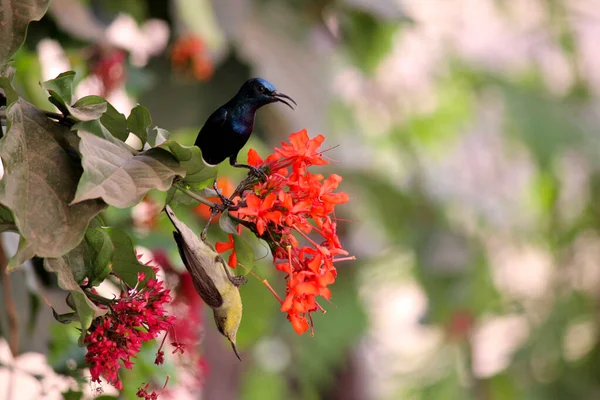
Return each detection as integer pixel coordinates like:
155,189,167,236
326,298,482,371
235,78,297,110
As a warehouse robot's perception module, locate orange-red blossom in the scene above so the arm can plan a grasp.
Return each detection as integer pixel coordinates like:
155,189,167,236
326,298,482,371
216,129,352,334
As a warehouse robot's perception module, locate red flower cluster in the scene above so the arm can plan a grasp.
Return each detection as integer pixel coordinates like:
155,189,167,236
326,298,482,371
170,34,214,81
219,129,352,334
84,267,176,390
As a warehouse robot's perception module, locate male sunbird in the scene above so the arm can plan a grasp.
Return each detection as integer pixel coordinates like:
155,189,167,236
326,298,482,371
195,78,296,173
165,205,246,360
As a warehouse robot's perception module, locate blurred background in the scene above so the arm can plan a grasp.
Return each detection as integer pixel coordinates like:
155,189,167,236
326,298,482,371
2,0,600,399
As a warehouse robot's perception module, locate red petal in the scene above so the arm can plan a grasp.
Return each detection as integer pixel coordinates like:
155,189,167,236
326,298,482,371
281,294,294,312
215,241,233,253
290,313,309,334
294,282,320,295
247,148,263,166
228,251,237,268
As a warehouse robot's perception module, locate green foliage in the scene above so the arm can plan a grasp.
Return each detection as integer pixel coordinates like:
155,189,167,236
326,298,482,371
127,104,152,143
85,227,115,285
72,131,184,207
160,140,217,184
102,227,155,287
42,73,108,121
342,10,399,75
295,273,367,390
0,80,106,262
233,234,255,270
100,102,129,141
219,210,240,234
43,251,107,342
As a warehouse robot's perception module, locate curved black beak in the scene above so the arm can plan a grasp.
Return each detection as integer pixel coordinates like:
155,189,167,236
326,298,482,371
272,91,297,110
231,341,242,361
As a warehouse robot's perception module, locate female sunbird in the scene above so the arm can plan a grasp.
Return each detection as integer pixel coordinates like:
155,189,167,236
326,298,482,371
165,205,246,360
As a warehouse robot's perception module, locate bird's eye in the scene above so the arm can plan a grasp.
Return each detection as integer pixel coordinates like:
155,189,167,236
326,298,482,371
258,86,266,93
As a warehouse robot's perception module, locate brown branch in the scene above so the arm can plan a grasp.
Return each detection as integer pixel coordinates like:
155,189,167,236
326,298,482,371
0,236,19,357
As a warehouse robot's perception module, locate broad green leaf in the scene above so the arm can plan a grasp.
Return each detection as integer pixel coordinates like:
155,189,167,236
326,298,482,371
85,226,114,285
0,0,50,71
42,76,108,121
68,291,100,345
127,105,151,143
233,235,254,270
0,84,106,258
100,101,128,141
41,71,75,107
59,239,91,283
70,95,107,121
72,130,185,208
103,227,155,287
160,140,217,184
147,127,170,147
219,210,239,234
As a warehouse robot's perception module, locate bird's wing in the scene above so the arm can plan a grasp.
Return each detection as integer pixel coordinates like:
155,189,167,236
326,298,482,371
196,108,227,142
195,108,229,165
173,231,224,308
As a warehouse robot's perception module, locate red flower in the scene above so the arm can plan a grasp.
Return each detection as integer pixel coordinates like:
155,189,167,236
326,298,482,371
215,234,238,268
171,34,214,81
84,262,175,390
225,129,354,335
236,193,283,236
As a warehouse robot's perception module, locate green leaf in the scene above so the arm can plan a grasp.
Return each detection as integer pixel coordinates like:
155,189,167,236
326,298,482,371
0,84,106,258
72,130,185,208
103,227,155,287
0,73,18,105
0,205,16,233
127,105,152,143
44,249,107,342
7,236,35,270
52,309,79,324
233,235,254,270
219,211,239,234
160,140,217,184
147,127,170,147
0,0,50,71
41,71,75,107
100,102,128,141
70,95,107,121
85,227,114,285
42,76,108,121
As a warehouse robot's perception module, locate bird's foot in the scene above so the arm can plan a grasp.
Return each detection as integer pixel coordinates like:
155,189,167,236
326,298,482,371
213,180,235,207
249,165,268,181
229,275,248,287
232,162,268,182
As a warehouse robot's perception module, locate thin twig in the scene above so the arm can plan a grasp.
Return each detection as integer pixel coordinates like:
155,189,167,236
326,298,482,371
172,182,218,208
0,236,19,357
